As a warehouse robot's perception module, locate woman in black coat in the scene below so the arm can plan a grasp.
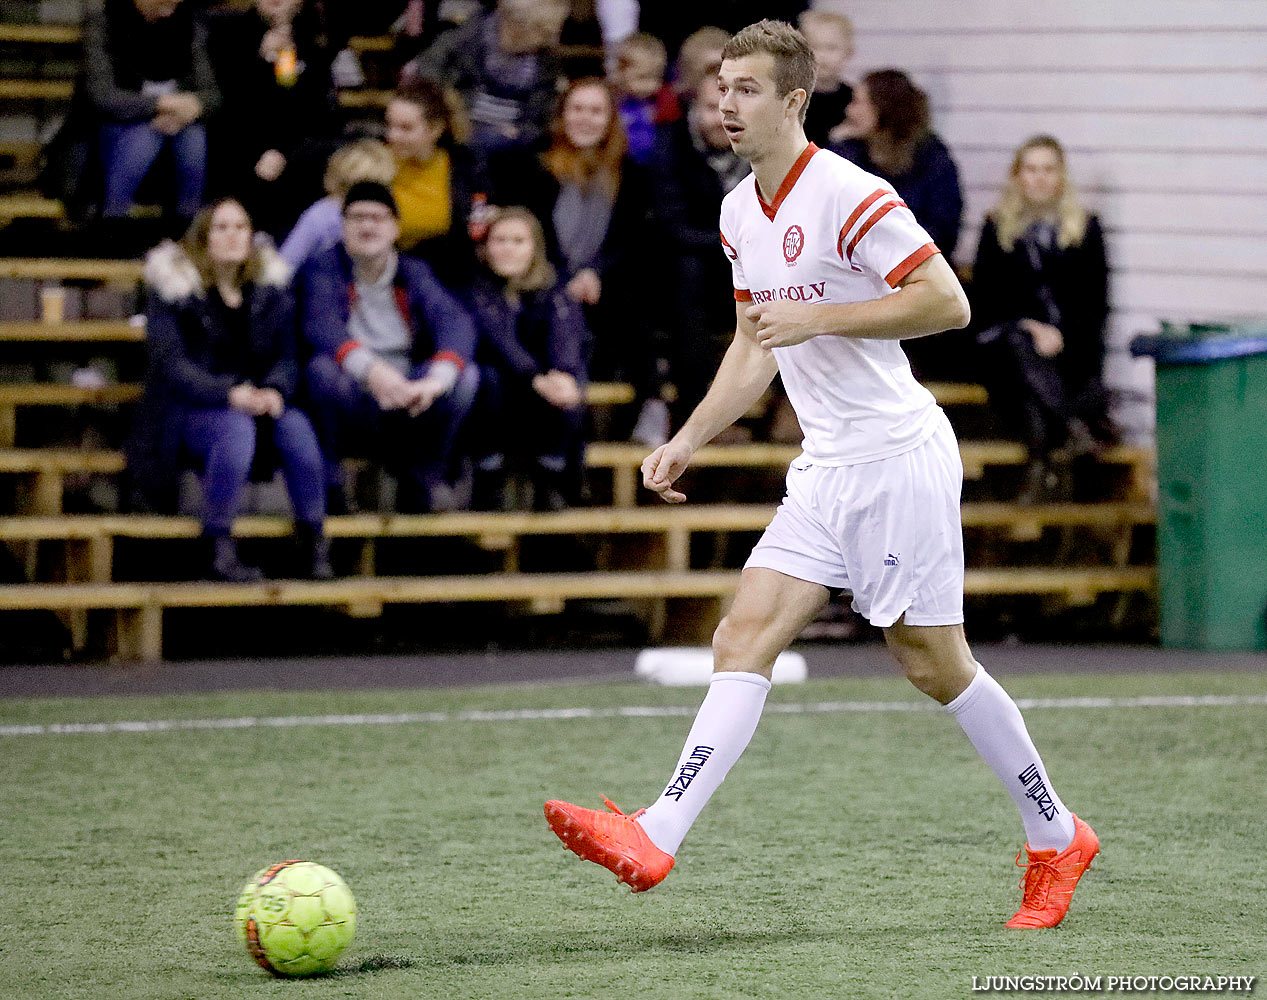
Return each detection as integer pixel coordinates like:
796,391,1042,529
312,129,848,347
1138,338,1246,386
464,207,589,511
970,135,1113,499
127,198,331,580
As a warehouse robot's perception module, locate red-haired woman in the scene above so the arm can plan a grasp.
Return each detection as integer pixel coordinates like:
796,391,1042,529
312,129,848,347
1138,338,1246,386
489,77,665,442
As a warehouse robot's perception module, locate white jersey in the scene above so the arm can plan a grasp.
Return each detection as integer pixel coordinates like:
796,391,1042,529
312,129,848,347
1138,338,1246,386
721,143,944,465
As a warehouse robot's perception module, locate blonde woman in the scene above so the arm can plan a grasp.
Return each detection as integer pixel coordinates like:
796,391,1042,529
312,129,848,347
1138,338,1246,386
280,138,396,272
463,206,588,511
971,135,1112,500
128,198,331,580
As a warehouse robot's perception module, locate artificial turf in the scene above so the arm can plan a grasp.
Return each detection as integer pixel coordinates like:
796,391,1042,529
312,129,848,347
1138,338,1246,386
2,668,1264,999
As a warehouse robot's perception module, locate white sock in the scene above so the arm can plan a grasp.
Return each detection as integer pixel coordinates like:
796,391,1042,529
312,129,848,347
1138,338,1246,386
636,671,771,856
944,664,1076,852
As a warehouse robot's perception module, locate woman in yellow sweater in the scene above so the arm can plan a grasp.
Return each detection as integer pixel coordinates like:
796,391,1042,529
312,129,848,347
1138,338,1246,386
384,77,489,287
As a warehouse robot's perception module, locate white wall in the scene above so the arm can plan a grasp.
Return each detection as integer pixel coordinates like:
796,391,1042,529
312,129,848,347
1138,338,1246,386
817,0,1267,441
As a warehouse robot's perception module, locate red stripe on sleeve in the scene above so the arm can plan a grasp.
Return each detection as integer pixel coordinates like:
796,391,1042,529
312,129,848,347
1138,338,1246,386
335,340,362,366
431,350,466,371
845,200,908,262
885,244,941,288
836,189,889,258
734,289,753,302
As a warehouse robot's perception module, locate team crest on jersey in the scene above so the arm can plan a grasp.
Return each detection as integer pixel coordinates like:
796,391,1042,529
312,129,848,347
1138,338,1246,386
782,225,805,265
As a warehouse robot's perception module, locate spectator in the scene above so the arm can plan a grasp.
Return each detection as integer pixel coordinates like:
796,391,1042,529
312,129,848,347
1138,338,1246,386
489,77,664,442
385,80,489,286
649,80,748,424
670,25,729,110
205,0,337,238
610,33,674,165
971,135,1113,502
638,2,809,63
298,182,478,513
279,138,397,273
127,198,331,581
465,207,589,511
406,0,569,157
82,0,220,228
831,69,963,257
797,10,854,147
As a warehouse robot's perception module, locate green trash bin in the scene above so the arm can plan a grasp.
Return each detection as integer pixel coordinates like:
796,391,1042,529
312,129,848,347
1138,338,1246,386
1131,323,1267,650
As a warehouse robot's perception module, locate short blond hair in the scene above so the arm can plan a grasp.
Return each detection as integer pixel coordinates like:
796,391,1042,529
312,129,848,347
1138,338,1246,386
323,139,396,198
616,32,667,72
721,20,817,123
798,10,854,50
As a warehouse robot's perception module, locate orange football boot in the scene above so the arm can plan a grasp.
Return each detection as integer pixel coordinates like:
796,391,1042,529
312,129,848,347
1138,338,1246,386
544,797,675,892
1006,814,1100,928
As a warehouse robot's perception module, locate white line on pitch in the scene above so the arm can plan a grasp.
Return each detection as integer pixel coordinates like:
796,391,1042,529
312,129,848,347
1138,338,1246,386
1,693,1266,737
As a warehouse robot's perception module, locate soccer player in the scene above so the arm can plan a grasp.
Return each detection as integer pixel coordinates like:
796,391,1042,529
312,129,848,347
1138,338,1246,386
544,20,1098,929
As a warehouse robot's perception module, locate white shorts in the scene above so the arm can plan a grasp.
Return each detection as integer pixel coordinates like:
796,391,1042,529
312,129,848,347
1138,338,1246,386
744,411,965,628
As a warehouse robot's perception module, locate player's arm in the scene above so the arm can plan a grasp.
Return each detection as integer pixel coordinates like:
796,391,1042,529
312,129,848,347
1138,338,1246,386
642,303,778,503
748,253,971,347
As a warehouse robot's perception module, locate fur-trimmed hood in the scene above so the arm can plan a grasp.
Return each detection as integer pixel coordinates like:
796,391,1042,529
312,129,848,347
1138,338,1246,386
143,239,292,302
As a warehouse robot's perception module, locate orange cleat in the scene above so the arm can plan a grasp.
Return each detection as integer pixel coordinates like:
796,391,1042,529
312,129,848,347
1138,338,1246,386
544,797,675,892
1005,814,1100,929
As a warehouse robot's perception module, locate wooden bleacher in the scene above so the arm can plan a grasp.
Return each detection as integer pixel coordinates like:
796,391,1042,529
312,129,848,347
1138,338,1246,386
0,258,145,282
586,440,1155,506
0,440,1157,515
0,320,143,342
0,252,1158,660
0,77,385,107
0,566,1157,662
0,384,141,446
0,24,81,44
0,500,1157,581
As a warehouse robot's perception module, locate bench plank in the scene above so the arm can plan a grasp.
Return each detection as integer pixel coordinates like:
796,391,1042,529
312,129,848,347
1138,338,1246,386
0,442,1156,513
0,502,1155,543
0,321,143,341
587,441,1155,505
0,259,144,282
0,79,74,100
0,566,1156,661
0,449,126,473
0,25,80,44
0,566,1158,608
0,384,142,406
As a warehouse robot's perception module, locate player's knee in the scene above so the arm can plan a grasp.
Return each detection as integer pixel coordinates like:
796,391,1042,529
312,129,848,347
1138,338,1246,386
884,627,941,694
885,629,972,703
711,614,742,663
711,611,768,674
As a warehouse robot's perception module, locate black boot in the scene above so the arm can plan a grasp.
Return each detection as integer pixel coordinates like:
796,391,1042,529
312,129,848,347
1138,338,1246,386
207,535,264,583
325,483,349,516
472,467,507,511
295,522,334,580
531,464,569,512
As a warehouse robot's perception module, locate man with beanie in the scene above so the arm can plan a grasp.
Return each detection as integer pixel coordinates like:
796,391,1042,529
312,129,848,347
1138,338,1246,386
298,181,478,512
